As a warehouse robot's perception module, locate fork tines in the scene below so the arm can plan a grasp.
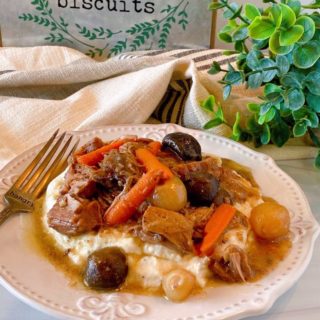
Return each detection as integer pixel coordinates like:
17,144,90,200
14,130,79,198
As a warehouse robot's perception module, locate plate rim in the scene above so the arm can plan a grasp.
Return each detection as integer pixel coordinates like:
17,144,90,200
0,123,319,320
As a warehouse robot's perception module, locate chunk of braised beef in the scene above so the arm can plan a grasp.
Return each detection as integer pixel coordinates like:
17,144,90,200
97,188,122,212
220,167,261,204
183,206,214,231
60,163,99,198
48,194,103,236
172,156,222,182
209,247,253,282
142,206,194,253
100,149,143,187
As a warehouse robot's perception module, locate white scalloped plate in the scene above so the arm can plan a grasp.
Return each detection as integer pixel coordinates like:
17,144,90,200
0,124,319,320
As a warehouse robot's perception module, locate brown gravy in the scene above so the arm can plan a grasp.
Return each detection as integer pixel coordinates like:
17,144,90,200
27,158,291,298
29,201,291,298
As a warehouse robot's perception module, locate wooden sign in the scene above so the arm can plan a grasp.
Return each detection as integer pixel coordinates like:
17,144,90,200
0,0,213,57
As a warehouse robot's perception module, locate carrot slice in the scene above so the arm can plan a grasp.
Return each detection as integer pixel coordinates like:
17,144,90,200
135,148,173,180
77,138,135,166
147,141,162,155
200,203,236,255
105,170,163,225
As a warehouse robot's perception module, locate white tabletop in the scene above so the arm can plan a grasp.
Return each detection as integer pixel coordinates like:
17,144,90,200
0,159,319,320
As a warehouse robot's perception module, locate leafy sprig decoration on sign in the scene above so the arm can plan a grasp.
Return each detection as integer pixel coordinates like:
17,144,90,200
205,0,320,168
19,0,122,58
158,0,189,49
75,25,122,58
19,0,190,58
126,0,189,51
76,25,122,41
109,40,128,57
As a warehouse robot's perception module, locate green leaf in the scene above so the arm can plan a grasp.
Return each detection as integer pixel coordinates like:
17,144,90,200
305,71,320,95
269,31,294,55
252,39,269,50
279,3,296,29
265,107,276,122
287,0,301,16
303,3,320,9
245,3,261,20
224,71,243,85
276,55,290,76
309,128,320,147
248,16,276,40
233,26,248,41
271,119,290,147
265,92,283,107
248,72,264,88
223,50,239,56
219,32,233,43
246,50,261,70
307,110,319,128
268,5,282,28
204,118,223,129
296,16,315,44
247,103,260,113
216,104,225,121
259,102,273,115
313,29,320,42
293,41,320,69
208,2,225,10
264,83,282,96
293,120,308,137
228,19,239,29
279,25,304,46
208,61,221,75
312,59,320,73
258,114,266,125
306,93,320,112
292,107,308,120
310,14,320,29
232,112,242,141
223,3,239,19
223,85,232,100
280,72,303,89
235,41,245,52
261,124,271,144
247,115,261,133
260,58,277,82
201,95,215,112
231,6,244,20
280,102,292,117
284,88,305,110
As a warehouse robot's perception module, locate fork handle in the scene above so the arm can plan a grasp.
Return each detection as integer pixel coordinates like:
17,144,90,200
0,206,13,226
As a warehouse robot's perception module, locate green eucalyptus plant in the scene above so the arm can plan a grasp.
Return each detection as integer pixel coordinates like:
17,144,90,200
203,0,320,168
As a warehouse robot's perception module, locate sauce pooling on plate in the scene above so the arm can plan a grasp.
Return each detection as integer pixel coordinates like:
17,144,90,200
30,133,292,301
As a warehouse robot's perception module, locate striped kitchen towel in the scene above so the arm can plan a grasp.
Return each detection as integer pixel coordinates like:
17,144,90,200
118,48,237,124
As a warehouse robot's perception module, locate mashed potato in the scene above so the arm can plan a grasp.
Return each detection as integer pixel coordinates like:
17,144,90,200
43,173,211,289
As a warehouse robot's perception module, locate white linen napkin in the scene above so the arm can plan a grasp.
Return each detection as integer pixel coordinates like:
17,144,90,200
0,46,318,169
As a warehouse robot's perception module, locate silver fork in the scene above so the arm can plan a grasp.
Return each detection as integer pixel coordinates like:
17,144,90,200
0,130,79,226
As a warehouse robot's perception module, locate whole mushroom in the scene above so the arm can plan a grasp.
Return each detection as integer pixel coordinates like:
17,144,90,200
84,247,128,290
162,132,202,161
